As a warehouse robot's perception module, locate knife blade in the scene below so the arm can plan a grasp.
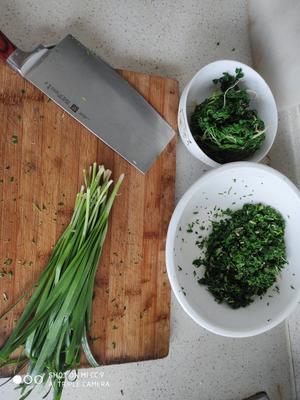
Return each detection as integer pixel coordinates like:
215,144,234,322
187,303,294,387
0,32,175,173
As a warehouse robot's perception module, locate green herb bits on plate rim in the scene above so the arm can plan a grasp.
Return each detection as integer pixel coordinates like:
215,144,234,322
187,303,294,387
166,163,300,338
178,60,278,167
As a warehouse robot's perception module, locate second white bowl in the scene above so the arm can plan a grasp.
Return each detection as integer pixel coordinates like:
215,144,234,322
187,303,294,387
166,162,300,337
178,60,278,167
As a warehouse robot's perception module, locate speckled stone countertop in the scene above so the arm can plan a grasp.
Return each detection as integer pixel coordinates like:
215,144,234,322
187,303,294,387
0,1,296,399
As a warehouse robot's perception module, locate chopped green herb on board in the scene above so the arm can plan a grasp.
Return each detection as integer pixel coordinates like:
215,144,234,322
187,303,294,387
7,271,13,279
0,270,13,279
33,203,42,212
11,134,18,144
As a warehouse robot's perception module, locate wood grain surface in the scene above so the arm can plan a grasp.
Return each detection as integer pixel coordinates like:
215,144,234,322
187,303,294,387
0,62,178,376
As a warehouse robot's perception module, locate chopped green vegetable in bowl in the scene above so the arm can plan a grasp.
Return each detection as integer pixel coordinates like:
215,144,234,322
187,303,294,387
190,68,266,163
166,163,300,337
194,203,287,309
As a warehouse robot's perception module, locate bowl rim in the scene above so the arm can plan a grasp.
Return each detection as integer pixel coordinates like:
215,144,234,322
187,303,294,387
166,162,300,337
178,59,278,168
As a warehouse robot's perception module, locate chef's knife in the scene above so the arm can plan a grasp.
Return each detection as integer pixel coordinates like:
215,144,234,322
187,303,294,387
0,31,175,173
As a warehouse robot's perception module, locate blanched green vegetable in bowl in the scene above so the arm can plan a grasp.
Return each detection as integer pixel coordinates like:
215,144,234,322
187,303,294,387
178,60,278,167
190,68,266,163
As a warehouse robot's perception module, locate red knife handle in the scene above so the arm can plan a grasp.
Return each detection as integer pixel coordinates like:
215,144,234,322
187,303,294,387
0,31,16,62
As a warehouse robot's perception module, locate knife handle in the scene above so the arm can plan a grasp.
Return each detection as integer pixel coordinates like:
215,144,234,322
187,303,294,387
0,31,16,62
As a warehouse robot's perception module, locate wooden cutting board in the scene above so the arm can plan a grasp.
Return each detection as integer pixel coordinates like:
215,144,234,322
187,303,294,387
0,62,178,375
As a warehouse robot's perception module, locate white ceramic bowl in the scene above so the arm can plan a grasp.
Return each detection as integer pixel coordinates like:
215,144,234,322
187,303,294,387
166,162,300,337
178,60,278,167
